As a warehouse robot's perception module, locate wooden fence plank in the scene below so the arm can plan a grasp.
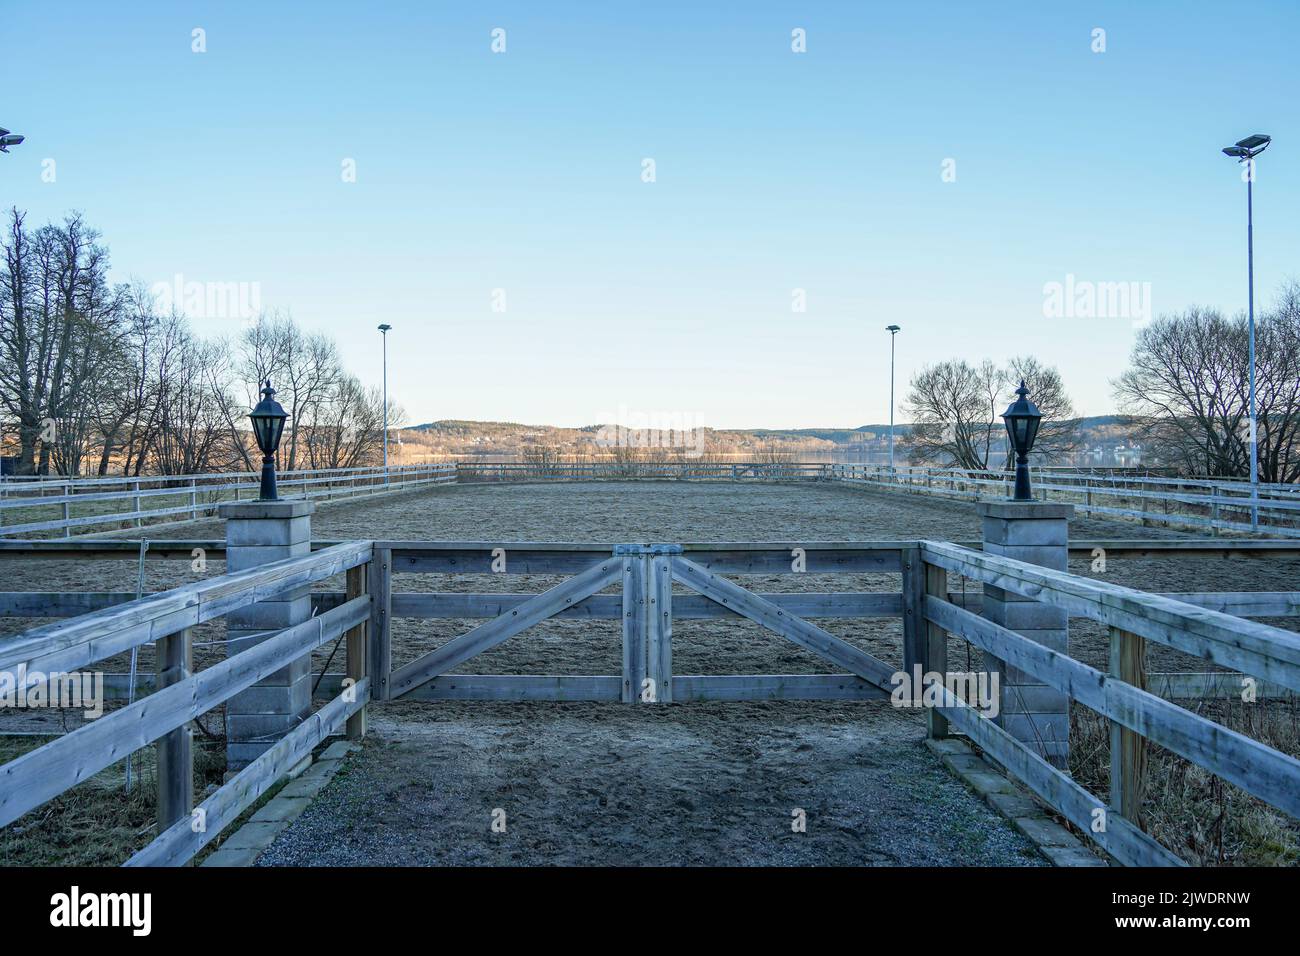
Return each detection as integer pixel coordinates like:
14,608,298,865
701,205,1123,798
366,674,620,701
901,547,924,678
925,597,1300,818
621,555,645,703
321,590,906,620
367,547,391,701
934,681,1185,866
387,558,621,698
920,541,1300,693
670,556,897,689
0,540,372,678
125,679,368,867
345,562,368,739
648,555,673,702
1109,627,1147,824
671,674,889,701
924,561,949,739
155,627,192,847
0,596,369,829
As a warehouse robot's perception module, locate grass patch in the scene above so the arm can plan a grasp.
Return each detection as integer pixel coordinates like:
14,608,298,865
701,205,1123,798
1070,697,1300,866
0,735,227,866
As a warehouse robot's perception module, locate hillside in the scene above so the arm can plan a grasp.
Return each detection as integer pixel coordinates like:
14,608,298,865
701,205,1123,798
400,416,1145,466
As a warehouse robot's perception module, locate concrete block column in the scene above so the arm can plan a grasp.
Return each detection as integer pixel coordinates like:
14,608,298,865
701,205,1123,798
217,499,315,770
976,500,1073,769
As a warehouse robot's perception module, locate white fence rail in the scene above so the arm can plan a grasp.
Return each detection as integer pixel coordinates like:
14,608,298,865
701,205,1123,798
7,457,1297,539
830,464,1300,538
0,463,456,538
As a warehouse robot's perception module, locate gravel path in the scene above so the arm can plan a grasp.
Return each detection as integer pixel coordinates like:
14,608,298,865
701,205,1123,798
256,703,1045,867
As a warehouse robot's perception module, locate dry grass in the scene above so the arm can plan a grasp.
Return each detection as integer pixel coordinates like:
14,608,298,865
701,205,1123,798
1069,698,1300,866
0,735,227,866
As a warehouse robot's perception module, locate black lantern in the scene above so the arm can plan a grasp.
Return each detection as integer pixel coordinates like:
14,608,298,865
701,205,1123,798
249,379,289,500
1001,380,1042,501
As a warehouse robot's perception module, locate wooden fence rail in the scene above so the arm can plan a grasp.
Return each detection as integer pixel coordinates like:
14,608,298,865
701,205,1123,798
0,463,455,539
3,533,1299,867
0,542,376,866
831,464,1300,537
917,540,1300,866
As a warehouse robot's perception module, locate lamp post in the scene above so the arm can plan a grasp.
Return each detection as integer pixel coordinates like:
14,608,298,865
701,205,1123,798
1001,380,1042,501
886,324,900,475
249,379,289,501
1222,133,1271,530
378,323,392,487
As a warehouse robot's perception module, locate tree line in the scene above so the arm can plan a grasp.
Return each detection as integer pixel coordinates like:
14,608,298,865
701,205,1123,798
0,208,404,476
902,285,1300,482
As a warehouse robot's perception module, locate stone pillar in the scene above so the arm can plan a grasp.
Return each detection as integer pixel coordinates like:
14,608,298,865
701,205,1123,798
976,500,1073,769
218,500,315,771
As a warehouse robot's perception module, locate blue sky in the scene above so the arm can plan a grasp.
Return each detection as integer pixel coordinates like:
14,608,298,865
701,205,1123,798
2,1,1297,427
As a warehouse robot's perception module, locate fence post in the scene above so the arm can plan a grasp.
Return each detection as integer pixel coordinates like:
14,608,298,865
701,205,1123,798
1108,627,1148,826
155,626,193,852
923,559,949,739
978,500,1073,769
367,546,392,701
619,548,647,703
646,550,674,703
345,560,369,738
189,478,197,521
217,500,316,770
62,483,70,538
901,546,924,679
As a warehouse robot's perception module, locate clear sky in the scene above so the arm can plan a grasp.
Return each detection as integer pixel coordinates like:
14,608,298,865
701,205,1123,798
2,1,1297,428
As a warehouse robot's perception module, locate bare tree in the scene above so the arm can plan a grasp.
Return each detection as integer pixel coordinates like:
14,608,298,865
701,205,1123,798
904,356,1078,470
1115,291,1300,482
302,375,404,469
237,312,341,471
0,209,126,474
151,317,233,474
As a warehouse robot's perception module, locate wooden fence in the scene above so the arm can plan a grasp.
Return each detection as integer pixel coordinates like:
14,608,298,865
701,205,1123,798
0,463,456,539
2,535,1298,866
453,460,827,482
830,464,1300,537
9,458,1298,541
0,542,374,866
918,540,1300,866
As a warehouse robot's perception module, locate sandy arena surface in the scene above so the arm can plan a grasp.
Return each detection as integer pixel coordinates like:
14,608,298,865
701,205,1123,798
3,480,1298,865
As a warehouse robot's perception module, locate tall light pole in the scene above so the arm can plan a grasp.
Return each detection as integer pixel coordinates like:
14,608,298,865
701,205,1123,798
1222,133,1271,529
378,323,392,486
886,325,901,475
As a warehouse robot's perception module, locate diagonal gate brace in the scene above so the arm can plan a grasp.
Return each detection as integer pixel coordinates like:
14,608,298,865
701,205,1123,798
670,555,897,690
388,556,622,698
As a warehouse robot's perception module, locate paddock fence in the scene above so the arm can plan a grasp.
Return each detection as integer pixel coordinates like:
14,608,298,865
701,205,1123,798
7,458,1298,541
3,537,1297,704
917,540,1300,866
830,464,1300,537
1,534,1298,866
0,463,456,539
0,541,374,866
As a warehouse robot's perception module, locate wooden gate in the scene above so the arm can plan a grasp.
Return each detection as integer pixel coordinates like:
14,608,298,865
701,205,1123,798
368,541,914,704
